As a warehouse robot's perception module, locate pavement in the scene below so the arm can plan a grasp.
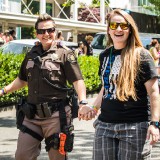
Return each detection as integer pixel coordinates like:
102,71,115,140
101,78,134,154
0,95,160,160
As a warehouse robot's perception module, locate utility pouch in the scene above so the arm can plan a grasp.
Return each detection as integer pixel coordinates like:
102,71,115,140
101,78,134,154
36,103,52,118
15,98,26,129
64,133,74,152
22,103,35,119
63,124,74,152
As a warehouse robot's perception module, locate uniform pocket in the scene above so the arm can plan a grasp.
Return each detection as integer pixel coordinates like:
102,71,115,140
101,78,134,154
41,59,61,81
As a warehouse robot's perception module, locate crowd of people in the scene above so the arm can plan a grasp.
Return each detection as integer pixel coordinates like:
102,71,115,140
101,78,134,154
0,29,16,46
0,9,160,160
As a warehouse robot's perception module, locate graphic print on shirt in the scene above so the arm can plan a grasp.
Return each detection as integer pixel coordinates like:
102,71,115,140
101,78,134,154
101,54,121,99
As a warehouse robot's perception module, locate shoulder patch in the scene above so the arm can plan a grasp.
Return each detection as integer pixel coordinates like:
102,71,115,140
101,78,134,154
67,52,77,63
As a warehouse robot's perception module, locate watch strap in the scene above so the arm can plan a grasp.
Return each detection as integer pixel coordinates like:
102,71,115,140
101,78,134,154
150,121,160,129
79,100,88,105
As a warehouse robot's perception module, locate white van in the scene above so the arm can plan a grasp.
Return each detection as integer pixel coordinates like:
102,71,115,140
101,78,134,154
91,32,160,56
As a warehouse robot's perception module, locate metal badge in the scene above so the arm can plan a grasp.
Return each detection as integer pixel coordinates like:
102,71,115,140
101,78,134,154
26,59,34,69
67,52,77,63
51,53,59,61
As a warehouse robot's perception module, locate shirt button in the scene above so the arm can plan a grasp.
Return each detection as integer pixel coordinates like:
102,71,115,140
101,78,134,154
34,91,37,94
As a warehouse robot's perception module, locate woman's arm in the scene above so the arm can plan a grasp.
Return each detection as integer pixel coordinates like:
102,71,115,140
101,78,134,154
83,45,87,55
145,77,160,144
92,86,104,111
151,48,159,60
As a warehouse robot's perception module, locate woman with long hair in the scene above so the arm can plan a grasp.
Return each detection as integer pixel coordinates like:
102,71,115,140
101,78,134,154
82,9,160,160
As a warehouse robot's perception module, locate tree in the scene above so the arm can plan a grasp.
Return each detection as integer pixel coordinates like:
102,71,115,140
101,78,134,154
92,0,110,7
144,0,160,16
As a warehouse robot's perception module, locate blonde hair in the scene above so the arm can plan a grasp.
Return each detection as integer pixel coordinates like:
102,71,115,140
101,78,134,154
106,9,143,101
85,35,93,41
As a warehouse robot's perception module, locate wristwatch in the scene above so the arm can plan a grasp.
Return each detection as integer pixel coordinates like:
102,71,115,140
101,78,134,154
150,121,160,129
79,100,88,105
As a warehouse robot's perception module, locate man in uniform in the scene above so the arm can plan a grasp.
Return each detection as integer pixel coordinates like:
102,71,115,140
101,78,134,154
0,13,94,160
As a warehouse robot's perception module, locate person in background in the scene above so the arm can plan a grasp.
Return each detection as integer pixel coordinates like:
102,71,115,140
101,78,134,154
75,41,84,57
82,9,160,160
0,13,94,160
0,32,4,46
56,30,64,41
9,29,16,41
149,39,160,67
83,35,93,56
2,30,10,43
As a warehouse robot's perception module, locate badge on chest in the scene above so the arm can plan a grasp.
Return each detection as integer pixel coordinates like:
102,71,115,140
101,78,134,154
26,59,34,69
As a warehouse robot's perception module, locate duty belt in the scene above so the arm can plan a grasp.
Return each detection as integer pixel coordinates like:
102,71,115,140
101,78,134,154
35,101,62,118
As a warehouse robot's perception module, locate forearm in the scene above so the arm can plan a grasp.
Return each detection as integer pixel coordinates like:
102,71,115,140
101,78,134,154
93,86,104,110
84,46,87,55
73,79,87,102
0,77,27,95
150,91,160,121
145,78,160,121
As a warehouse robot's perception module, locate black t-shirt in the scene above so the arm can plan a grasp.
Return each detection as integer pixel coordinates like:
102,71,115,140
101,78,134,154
98,47,158,123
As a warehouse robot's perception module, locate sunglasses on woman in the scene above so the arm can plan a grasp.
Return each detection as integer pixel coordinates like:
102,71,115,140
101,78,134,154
36,27,55,34
109,22,130,30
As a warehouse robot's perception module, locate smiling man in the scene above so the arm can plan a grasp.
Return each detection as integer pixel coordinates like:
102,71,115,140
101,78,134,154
0,13,95,160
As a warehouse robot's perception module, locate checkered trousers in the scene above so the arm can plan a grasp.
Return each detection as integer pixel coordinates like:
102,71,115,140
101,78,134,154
93,120,151,160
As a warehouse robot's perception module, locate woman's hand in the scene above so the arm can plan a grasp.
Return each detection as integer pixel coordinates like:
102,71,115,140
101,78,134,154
78,105,97,121
146,125,160,145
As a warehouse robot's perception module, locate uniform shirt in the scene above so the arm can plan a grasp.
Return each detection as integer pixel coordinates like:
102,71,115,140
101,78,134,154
98,47,158,123
18,43,83,104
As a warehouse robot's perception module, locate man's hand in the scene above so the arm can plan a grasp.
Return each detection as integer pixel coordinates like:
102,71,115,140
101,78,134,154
146,125,160,145
78,105,97,121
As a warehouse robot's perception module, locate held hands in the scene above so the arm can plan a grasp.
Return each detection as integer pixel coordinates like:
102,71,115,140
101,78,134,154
146,125,160,145
78,104,97,121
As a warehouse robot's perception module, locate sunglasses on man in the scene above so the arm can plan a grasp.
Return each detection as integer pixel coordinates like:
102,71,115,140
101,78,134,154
109,22,130,30
36,27,55,34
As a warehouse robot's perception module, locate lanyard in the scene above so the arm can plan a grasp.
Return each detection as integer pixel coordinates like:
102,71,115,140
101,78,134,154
109,47,113,69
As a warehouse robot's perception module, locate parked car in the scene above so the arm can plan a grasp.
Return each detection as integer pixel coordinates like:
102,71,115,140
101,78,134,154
91,32,160,56
0,39,78,54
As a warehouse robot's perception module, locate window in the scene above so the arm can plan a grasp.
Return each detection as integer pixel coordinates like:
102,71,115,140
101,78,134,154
21,1,52,16
138,0,149,6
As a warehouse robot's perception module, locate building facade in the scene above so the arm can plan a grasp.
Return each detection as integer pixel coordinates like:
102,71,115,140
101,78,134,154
0,0,159,41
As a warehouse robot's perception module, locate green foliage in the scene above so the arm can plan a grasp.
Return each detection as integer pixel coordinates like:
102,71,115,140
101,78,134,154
144,0,160,16
78,56,101,93
0,53,28,107
0,53,101,107
62,0,74,7
21,27,36,39
92,0,110,7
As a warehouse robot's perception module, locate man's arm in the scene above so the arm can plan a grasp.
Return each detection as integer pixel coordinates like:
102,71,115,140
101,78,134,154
0,77,27,96
145,77,160,144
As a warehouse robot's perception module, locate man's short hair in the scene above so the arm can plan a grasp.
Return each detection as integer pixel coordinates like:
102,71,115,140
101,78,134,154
35,13,55,30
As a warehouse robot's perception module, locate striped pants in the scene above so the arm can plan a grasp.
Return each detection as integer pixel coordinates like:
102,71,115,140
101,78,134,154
93,120,151,160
